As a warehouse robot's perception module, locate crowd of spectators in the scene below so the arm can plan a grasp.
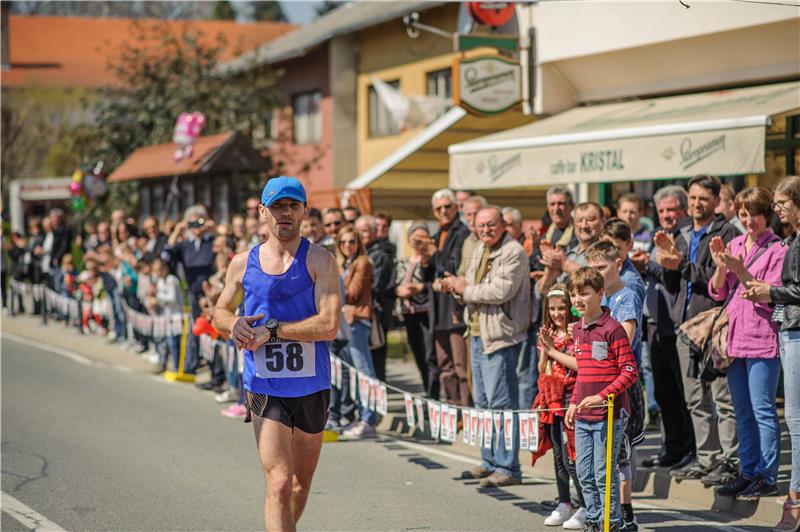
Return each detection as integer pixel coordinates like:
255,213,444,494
4,174,800,532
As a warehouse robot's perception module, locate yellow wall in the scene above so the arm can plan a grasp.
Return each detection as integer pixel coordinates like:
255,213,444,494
355,4,499,174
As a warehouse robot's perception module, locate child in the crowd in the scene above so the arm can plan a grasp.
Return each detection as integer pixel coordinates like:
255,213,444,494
60,254,78,297
565,267,638,532
78,259,107,335
193,293,227,394
586,241,646,532
153,257,184,372
534,284,586,530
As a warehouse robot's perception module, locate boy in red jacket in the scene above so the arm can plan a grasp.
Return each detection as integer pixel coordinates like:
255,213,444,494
565,267,638,532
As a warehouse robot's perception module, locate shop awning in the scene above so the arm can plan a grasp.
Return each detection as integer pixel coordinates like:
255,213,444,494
449,81,800,190
346,105,535,218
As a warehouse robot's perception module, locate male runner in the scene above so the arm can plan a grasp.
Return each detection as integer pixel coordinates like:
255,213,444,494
213,176,340,531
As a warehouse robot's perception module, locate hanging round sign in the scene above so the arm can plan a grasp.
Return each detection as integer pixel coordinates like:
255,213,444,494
467,2,515,28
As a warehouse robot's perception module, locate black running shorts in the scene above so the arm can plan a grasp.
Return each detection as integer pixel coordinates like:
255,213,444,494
244,389,330,434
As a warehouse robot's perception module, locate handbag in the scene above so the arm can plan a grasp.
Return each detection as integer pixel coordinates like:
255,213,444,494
369,317,386,350
679,238,777,381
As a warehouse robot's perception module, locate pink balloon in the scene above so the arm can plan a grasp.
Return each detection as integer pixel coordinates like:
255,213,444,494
69,181,82,196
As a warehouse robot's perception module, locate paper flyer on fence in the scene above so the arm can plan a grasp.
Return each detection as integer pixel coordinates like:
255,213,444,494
482,411,492,448
404,393,415,428
470,409,480,446
440,405,449,441
503,410,514,451
329,354,336,384
462,409,471,444
414,398,425,431
448,408,458,443
369,378,378,412
493,411,502,445
335,358,343,389
428,401,441,440
519,412,530,450
529,411,540,452
349,367,357,401
379,384,388,415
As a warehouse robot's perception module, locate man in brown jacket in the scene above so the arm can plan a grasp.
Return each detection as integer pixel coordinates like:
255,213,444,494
443,206,531,487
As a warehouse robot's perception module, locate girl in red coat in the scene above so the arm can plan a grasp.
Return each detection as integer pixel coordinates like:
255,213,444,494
533,284,586,529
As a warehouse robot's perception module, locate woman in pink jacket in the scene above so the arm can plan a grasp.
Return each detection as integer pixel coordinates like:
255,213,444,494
708,186,788,502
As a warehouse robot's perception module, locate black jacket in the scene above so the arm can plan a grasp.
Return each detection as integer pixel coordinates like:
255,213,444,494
50,226,73,270
771,232,800,331
662,215,740,325
431,218,470,331
367,238,396,327
167,235,215,297
642,217,691,342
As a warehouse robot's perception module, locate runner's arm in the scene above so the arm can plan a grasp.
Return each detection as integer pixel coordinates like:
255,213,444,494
273,246,340,343
213,252,264,348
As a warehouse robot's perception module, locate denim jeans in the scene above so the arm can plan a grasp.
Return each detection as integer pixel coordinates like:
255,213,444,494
347,320,377,425
726,357,782,484
184,296,200,374
575,414,627,526
470,336,521,478
780,329,800,492
516,326,539,410
328,339,356,425
158,334,182,371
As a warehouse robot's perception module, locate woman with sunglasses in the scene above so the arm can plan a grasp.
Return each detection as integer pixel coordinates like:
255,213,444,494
336,226,378,439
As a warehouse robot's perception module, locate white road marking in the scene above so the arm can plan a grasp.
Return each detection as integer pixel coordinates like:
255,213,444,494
1,491,66,531
1,332,95,366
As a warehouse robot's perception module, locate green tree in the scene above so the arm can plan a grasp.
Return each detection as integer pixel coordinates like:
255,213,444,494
75,21,282,216
250,1,287,22
212,0,236,20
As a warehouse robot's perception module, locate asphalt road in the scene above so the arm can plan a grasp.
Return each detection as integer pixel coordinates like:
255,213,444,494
1,335,769,531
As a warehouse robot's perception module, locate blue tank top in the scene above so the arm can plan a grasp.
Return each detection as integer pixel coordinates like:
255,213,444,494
242,238,330,397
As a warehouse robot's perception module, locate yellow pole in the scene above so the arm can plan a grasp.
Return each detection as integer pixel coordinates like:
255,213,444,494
603,394,616,532
163,313,195,383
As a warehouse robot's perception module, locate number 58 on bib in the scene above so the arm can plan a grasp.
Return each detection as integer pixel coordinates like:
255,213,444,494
254,340,316,379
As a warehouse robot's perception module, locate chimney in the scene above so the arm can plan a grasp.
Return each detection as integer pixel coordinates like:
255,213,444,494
1,2,9,70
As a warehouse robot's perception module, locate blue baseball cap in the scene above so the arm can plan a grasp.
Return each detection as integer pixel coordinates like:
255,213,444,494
261,176,307,207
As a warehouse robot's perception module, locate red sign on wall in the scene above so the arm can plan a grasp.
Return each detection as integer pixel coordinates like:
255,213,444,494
467,2,515,28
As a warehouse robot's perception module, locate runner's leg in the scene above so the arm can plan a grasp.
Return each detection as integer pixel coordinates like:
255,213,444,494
289,427,324,523
253,415,295,531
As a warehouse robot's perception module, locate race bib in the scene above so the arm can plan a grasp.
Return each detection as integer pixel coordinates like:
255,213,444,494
254,338,316,379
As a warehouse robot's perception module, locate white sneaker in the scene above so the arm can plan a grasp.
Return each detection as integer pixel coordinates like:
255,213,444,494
214,389,236,404
339,421,377,440
562,507,587,530
544,502,572,526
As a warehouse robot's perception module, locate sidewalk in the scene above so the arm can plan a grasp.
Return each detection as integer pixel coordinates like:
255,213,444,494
379,352,787,528
1,313,784,527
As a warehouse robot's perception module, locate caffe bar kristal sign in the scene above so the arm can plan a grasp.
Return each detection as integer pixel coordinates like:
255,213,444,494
453,55,521,115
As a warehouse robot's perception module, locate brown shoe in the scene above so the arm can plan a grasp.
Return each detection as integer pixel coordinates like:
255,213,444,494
460,466,492,479
479,472,522,487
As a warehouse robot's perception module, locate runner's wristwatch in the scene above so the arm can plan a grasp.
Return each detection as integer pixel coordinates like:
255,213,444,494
265,318,279,341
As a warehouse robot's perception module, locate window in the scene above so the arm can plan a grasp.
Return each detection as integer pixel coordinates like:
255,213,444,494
152,184,164,217
368,80,401,137
427,68,452,100
252,110,277,149
292,91,321,145
139,185,151,218
213,180,229,223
